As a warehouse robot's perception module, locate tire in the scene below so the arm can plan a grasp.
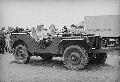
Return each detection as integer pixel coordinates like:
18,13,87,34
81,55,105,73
40,55,53,61
14,45,30,64
63,45,88,70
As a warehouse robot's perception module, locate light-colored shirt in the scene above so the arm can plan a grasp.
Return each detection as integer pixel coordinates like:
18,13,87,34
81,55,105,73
36,30,48,41
47,29,56,36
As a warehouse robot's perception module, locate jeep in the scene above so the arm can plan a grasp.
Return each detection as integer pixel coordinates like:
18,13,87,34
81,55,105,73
10,32,107,70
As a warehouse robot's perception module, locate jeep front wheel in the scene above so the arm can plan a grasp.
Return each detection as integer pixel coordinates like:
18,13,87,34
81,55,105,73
63,45,88,70
14,45,30,64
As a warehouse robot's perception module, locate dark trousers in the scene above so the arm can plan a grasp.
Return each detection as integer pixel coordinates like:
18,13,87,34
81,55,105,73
0,39,5,53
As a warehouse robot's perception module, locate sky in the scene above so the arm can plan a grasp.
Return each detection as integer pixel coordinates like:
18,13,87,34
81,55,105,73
0,0,120,29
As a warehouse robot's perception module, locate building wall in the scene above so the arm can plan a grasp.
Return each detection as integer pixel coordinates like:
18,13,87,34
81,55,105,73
84,15,120,37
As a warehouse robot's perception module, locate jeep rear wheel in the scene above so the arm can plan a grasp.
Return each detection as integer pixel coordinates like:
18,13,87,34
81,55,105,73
63,45,88,70
14,45,30,64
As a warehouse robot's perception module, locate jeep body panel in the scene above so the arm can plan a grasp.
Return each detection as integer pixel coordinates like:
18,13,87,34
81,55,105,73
58,36,90,55
10,32,109,69
10,33,63,54
10,33,92,56
10,33,40,52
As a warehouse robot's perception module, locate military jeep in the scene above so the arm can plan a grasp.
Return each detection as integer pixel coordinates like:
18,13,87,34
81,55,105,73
10,32,107,70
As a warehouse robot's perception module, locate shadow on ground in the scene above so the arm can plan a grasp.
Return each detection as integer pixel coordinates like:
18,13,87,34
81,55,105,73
28,58,65,69
23,57,110,71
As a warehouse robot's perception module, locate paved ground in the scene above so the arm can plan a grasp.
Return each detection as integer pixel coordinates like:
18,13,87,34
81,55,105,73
0,50,120,82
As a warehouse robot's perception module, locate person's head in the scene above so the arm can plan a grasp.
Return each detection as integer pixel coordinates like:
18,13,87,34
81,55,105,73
37,25,44,31
49,24,55,30
70,24,76,28
62,26,68,33
78,25,84,30
63,26,67,30
31,27,35,30
1,27,5,30
7,26,12,33
40,25,44,28
16,26,19,29
63,26,66,29
43,28,47,31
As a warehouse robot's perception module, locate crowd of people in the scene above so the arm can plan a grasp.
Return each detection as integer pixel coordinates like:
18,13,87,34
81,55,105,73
31,24,59,42
0,22,86,52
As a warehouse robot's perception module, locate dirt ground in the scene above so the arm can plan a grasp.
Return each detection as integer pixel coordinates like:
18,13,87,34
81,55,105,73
0,50,120,82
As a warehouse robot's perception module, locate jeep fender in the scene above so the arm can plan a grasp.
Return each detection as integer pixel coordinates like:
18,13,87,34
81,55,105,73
11,34,39,53
58,39,90,55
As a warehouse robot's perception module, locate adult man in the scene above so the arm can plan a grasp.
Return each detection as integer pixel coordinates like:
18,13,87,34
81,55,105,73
36,25,51,48
36,25,48,41
5,26,15,52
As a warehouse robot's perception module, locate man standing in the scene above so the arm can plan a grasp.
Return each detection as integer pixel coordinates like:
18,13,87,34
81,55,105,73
5,26,15,52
